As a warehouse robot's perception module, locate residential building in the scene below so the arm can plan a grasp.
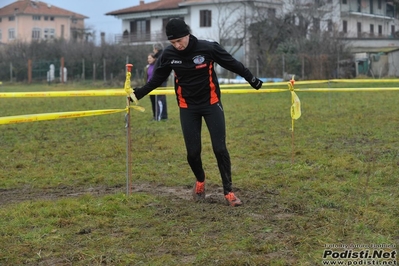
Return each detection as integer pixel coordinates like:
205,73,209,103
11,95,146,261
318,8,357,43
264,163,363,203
107,0,399,77
284,0,399,76
284,0,398,44
0,0,88,44
106,0,282,65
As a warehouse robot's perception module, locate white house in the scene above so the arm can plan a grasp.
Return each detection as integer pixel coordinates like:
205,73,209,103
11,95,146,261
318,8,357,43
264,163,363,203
106,0,282,66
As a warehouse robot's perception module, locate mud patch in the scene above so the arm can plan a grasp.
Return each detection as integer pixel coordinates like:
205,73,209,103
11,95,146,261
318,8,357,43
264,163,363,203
0,182,229,206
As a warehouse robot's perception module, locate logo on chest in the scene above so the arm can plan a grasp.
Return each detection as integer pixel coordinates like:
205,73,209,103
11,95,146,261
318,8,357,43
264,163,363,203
193,55,206,69
171,60,182,64
193,55,205,64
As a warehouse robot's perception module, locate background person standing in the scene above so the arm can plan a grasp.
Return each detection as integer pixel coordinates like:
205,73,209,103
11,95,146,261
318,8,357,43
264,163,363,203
144,52,168,121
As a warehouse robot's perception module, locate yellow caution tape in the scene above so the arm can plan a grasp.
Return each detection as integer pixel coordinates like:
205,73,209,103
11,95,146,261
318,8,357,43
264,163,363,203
0,109,127,125
295,87,399,92
1,79,398,126
0,88,287,98
0,90,127,98
2,86,399,98
130,105,145,112
329,79,399,83
0,106,146,125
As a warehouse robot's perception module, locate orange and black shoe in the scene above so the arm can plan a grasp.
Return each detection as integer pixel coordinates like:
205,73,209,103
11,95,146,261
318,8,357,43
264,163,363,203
225,192,242,207
192,180,205,201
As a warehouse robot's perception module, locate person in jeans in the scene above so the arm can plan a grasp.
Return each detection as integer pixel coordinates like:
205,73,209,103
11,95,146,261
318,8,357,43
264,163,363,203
130,19,263,206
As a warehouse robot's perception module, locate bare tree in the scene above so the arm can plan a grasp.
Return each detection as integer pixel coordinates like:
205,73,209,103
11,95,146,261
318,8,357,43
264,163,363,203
207,0,277,78
248,0,353,79
212,1,250,57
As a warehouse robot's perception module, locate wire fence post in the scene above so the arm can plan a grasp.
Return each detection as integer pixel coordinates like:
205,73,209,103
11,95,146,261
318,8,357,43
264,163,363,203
10,62,13,82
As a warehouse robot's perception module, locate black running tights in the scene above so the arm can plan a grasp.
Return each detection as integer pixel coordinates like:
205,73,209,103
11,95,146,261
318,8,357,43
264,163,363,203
179,102,232,195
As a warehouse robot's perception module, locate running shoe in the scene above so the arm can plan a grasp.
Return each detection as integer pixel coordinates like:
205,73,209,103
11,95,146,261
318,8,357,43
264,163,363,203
225,192,242,206
193,180,205,201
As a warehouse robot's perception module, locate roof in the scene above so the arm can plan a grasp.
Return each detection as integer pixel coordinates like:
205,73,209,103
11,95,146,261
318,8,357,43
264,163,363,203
106,0,183,16
106,0,283,16
178,0,254,6
0,0,88,19
350,47,399,53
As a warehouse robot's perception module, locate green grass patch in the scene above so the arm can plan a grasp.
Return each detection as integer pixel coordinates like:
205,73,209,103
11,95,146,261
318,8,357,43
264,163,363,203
0,82,398,265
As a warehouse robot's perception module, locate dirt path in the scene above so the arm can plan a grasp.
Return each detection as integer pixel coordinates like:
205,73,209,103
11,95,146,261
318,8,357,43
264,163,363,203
0,182,231,206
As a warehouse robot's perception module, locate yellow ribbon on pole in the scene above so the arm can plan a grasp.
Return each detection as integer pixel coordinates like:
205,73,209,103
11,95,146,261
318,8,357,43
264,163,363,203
124,64,140,107
288,75,301,164
124,65,133,95
288,76,301,122
124,64,134,196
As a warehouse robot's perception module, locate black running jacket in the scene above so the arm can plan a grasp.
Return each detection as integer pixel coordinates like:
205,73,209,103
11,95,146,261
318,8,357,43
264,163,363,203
134,35,255,108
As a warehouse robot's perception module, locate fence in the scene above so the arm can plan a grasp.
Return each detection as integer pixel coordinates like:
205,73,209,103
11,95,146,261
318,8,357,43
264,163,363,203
1,57,143,84
0,53,360,84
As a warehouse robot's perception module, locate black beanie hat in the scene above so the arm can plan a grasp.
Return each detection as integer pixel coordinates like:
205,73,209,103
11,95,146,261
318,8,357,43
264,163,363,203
165,19,190,40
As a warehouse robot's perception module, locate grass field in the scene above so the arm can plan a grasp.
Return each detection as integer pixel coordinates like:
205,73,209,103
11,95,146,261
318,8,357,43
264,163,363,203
0,82,398,265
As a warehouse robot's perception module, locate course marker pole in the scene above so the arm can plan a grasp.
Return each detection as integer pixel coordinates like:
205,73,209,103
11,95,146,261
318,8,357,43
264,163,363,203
125,64,133,195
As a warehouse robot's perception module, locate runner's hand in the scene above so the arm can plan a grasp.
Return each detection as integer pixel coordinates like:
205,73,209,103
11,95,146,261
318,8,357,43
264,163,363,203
129,91,138,104
249,77,263,90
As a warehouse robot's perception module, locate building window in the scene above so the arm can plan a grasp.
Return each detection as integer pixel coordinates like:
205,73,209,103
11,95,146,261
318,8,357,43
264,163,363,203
33,15,41,21
391,25,395,36
137,20,148,39
378,0,382,9
268,8,276,19
343,20,347,33
9,16,15,21
342,0,347,4
313,17,320,32
370,0,374,14
327,19,333,31
357,22,362,37
44,28,55,39
8,28,15,40
0,18,2,23
200,10,212,27
370,24,374,36
378,25,382,36
72,18,77,24
130,19,150,40
0,30,2,41
32,28,41,40
50,17,54,21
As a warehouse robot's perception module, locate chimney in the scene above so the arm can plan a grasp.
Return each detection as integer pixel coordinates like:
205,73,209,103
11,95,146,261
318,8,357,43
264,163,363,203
140,1,144,5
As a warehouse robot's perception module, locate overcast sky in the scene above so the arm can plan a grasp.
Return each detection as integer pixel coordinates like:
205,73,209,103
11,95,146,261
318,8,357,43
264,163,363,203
1,0,157,42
